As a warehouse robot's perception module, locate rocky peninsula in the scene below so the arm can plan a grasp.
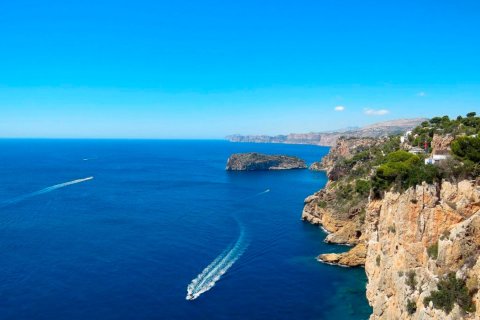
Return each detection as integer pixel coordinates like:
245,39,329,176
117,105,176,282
226,153,307,171
302,113,480,319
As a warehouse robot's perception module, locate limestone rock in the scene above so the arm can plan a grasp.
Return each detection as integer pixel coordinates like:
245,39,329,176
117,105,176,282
320,137,385,180
318,243,367,267
364,180,480,320
301,185,366,245
431,133,454,155
309,161,324,171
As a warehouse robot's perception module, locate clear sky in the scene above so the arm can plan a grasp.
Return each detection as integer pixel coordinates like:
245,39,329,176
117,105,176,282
0,0,479,138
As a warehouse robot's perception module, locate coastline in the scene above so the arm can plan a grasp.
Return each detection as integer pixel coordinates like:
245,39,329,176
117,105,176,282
296,115,480,320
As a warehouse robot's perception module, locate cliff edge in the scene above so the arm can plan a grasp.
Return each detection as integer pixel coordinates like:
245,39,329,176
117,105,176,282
302,112,480,319
366,180,480,319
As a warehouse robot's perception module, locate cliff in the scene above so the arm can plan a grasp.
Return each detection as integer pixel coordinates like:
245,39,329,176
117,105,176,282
301,112,480,319
365,180,480,319
227,118,425,147
303,169,480,318
310,137,382,173
226,153,307,171
302,136,398,248
302,185,366,246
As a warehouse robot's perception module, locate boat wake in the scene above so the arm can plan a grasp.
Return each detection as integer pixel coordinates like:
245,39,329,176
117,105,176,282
1,177,94,207
256,189,270,196
241,188,270,201
186,227,248,301
185,188,271,301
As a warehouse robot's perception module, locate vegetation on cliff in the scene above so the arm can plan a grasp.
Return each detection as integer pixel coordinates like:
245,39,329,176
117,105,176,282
305,112,480,267
452,136,480,164
370,112,480,197
304,112,480,319
317,136,403,222
410,112,480,148
423,272,476,314
372,150,439,196
316,111,480,200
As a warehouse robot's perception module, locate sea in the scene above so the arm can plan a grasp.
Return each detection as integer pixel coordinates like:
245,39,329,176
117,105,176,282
0,139,371,319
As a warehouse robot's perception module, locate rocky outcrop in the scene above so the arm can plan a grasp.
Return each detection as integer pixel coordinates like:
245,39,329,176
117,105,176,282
320,137,381,178
431,133,454,155
309,161,324,171
226,153,307,171
364,180,480,320
227,118,425,147
318,243,367,267
301,137,379,248
305,178,480,317
300,114,480,319
302,184,367,246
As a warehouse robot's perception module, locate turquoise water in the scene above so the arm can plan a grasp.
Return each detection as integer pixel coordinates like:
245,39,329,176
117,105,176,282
0,140,371,319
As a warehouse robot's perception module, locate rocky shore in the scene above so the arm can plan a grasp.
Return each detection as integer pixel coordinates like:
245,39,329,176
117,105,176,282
226,153,307,171
301,113,480,319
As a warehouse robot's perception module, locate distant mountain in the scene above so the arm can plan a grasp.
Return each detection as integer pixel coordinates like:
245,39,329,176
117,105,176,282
226,118,427,147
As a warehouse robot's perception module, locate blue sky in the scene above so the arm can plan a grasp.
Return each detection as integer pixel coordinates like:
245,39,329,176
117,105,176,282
0,0,479,138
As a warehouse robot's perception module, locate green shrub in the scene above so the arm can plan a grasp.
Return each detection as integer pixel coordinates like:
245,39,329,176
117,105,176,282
437,157,479,181
451,136,480,163
427,242,439,259
406,270,417,291
358,208,366,224
372,150,440,195
376,255,381,266
317,200,327,208
352,150,370,163
355,179,371,196
407,299,417,315
336,183,354,200
462,160,480,178
423,272,475,314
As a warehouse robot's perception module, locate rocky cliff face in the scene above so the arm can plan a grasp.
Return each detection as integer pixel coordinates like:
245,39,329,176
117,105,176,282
365,180,480,320
304,176,480,318
302,185,366,246
431,133,454,154
302,135,480,318
226,153,307,171
314,137,381,174
302,137,387,266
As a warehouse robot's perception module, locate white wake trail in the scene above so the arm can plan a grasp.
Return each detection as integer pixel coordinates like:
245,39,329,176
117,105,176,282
185,189,269,300
186,229,248,300
241,188,270,201
256,189,270,196
2,177,94,207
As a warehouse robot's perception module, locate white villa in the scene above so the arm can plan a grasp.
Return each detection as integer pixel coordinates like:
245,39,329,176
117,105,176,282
400,131,413,143
425,154,448,165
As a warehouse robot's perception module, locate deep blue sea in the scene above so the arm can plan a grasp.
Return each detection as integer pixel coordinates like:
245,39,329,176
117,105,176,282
0,140,371,320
